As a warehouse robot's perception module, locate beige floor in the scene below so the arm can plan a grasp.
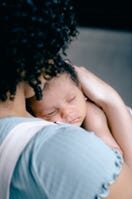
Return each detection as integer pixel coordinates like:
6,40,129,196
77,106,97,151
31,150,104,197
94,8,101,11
67,27,132,105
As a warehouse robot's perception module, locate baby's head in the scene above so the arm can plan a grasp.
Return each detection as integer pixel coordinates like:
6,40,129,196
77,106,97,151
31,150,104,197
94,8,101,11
27,63,87,126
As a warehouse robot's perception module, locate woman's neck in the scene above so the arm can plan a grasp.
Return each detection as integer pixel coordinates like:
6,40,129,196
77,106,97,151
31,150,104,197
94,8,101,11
0,84,32,118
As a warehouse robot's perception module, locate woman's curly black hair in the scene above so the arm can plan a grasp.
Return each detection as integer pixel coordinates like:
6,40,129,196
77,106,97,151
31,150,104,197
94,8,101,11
0,0,78,101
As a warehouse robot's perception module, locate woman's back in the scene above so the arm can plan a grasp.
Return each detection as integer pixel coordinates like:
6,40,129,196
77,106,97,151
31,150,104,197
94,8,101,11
1,117,131,199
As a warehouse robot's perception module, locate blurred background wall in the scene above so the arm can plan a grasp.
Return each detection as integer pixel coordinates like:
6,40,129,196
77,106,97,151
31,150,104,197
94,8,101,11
66,0,132,105
74,0,131,31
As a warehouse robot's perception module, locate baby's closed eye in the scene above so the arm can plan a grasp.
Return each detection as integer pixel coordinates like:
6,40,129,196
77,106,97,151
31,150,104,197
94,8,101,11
67,95,76,103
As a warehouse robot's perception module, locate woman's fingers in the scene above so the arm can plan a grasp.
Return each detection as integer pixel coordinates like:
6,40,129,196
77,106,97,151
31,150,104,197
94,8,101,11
73,65,111,105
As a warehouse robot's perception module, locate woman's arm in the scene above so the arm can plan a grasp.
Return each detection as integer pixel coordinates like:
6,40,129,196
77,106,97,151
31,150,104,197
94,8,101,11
74,66,132,169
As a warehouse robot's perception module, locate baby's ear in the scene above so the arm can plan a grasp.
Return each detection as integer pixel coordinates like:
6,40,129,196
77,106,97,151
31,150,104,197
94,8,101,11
78,83,87,101
84,96,88,101
78,82,83,90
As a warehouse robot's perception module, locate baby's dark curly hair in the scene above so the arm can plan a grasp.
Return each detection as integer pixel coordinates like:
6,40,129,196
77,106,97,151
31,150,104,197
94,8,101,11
52,61,80,86
0,0,78,101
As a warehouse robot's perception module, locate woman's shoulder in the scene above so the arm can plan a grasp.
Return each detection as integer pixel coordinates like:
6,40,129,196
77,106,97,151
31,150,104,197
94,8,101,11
11,123,124,199
0,116,41,144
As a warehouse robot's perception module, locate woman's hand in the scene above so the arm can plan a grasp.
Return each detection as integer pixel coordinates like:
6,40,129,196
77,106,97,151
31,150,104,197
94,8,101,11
74,65,132,169
74,65,119,107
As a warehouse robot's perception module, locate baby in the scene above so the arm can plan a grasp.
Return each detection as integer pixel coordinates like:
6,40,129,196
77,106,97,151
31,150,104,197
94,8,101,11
27,63,121,150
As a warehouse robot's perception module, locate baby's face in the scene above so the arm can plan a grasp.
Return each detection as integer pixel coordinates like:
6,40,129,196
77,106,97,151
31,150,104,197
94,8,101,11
31,74,87,126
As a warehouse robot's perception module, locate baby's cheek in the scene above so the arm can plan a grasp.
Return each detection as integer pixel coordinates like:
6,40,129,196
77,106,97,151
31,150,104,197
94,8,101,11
35,113,51,121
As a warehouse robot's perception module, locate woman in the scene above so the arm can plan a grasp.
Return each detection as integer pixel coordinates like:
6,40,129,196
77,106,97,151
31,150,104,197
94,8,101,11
0,1,132,199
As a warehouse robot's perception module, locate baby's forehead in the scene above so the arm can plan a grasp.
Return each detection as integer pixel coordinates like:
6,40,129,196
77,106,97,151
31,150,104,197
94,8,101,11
44,73,78,90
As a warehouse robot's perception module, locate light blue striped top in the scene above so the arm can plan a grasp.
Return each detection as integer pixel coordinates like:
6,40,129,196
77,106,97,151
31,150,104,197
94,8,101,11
0,117,123,199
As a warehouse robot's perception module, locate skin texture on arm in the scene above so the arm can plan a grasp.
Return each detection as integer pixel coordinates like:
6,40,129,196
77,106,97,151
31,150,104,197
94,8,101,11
82,100,122,152
74,66,132,169
101,94,132,168
106,163,132,199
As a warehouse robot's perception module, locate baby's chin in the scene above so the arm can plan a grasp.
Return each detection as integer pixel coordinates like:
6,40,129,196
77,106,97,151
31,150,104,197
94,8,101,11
40,117,84,127
70,120,83,127
68,116,85,127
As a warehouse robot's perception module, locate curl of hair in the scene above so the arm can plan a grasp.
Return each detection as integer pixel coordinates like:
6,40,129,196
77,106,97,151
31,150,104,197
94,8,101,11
52,59,80,86
0,0,78,101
